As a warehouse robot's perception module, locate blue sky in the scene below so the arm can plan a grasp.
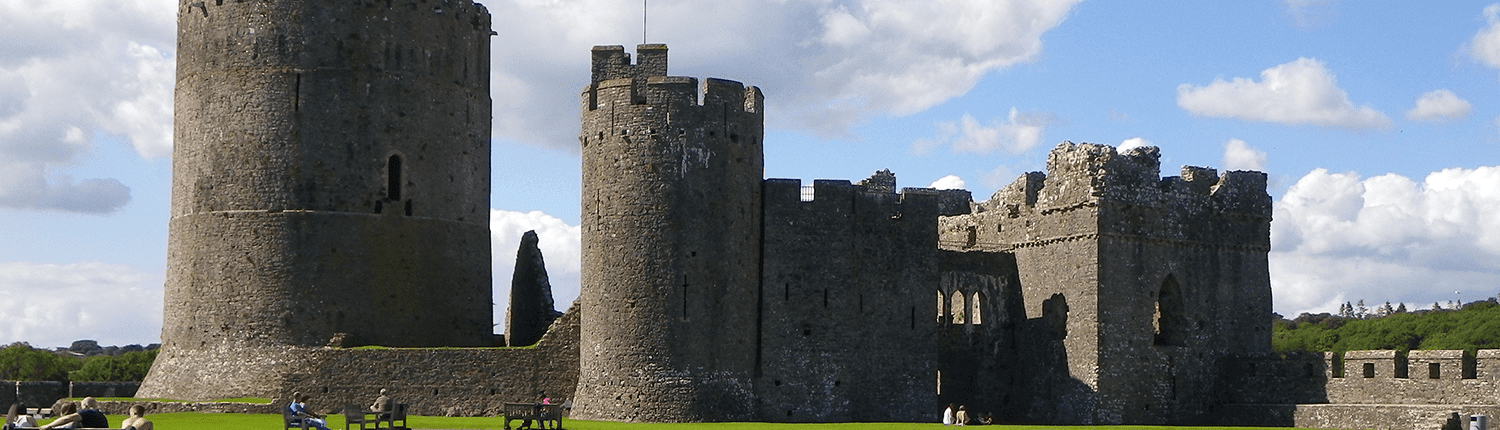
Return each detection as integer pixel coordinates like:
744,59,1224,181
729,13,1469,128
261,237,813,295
4,0,1500,348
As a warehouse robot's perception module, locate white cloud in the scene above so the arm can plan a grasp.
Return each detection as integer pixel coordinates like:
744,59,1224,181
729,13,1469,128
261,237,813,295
1285,0,1337,28
1271,167,1500,316
916,109,1056,155
491,0,1082,149
929,175,966,190
1118,137,1151,152
0,160,131,213
1222,138,1267,171
1471,4,1500,72
0,0,174,213
1405,89,1472,123
491,209,582,328
0,261,163,348
1176,58,1391,130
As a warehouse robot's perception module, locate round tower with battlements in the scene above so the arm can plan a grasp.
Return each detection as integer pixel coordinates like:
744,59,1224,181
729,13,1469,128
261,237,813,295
139,0,494,401
574,44,765,422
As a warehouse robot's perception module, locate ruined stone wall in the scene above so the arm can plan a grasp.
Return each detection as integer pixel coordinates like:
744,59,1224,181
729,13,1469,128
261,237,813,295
934,250,1024,420
146,0,494,401
277,303,580,418
575,44,764,422
756,177,938,422
937,142,1271,424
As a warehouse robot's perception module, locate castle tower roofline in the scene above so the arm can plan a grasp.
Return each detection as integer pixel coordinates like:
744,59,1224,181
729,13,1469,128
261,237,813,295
583,44,763,115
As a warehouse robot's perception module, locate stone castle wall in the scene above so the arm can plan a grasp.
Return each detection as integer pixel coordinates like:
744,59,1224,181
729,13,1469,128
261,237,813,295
574,44,765,422
756,177,939,422
145,0,495,401
936,142,1272,424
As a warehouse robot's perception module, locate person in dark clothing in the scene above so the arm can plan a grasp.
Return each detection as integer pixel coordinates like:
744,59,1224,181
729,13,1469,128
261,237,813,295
41,397,107,429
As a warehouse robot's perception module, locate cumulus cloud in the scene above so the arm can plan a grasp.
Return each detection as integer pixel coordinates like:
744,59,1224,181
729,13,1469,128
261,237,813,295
914,109,1057,155
1222,139,1267,171
0,0,174,213
491,0,1081,150
1271,167,1500,316
1471,4,1500,73
929,175,966,190
1118,137,1151,153
0,262,163,348
1405,89,1472,123
491,209,582,329
1176,58,1391,130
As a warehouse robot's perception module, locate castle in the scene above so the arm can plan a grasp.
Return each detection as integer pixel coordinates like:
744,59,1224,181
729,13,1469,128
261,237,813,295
136,1,1500,428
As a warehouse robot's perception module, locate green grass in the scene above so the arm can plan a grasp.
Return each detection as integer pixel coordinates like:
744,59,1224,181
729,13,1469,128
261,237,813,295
65,396,272,404
113,412,1303,430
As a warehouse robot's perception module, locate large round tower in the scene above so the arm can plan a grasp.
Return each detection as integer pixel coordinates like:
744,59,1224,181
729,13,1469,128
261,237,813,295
573,44,765,422
139,0,494,400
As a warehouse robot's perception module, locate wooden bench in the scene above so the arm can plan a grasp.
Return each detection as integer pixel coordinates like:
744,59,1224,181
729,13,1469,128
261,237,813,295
282,407,313,430
501,403,562,430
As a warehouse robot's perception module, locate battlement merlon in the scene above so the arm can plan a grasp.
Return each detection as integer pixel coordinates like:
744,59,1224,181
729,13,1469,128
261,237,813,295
584,45,764,114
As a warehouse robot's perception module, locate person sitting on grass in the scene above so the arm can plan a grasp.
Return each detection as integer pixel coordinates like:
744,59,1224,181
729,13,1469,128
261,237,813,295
119,405,151,430
287,393,330,430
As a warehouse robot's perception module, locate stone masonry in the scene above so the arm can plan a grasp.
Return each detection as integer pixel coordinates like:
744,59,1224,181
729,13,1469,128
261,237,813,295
141,0,496,401
141,1,1491,425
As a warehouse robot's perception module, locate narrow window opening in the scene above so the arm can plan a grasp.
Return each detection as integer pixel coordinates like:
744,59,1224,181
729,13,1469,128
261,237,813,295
404,200,412,216
387,155,403,200
681,276,689,320
1362,363,1375,378
784,283,789,301
294,73,301,111
1429,362,1441,379
950,290,966,324
910,307,916,330
971,292,983,325
1154,274,1187,347
823,288,828,308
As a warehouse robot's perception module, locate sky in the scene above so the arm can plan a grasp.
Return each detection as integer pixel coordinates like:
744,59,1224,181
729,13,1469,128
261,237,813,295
3,0,1500,348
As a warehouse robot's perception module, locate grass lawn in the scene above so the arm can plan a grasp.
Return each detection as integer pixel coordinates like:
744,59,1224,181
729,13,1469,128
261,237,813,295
121,412,1300,430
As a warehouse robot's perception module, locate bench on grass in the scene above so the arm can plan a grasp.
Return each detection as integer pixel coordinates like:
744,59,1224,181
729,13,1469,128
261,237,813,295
501,403,561,430
339,403,408,430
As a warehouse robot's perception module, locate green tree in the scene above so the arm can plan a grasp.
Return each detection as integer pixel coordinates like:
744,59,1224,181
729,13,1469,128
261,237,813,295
0,343,82,381
69,350,158,382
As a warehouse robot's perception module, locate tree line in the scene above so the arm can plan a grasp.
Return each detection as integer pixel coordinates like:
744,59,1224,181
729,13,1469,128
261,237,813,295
1273,298,1500,356
0,342,158,382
